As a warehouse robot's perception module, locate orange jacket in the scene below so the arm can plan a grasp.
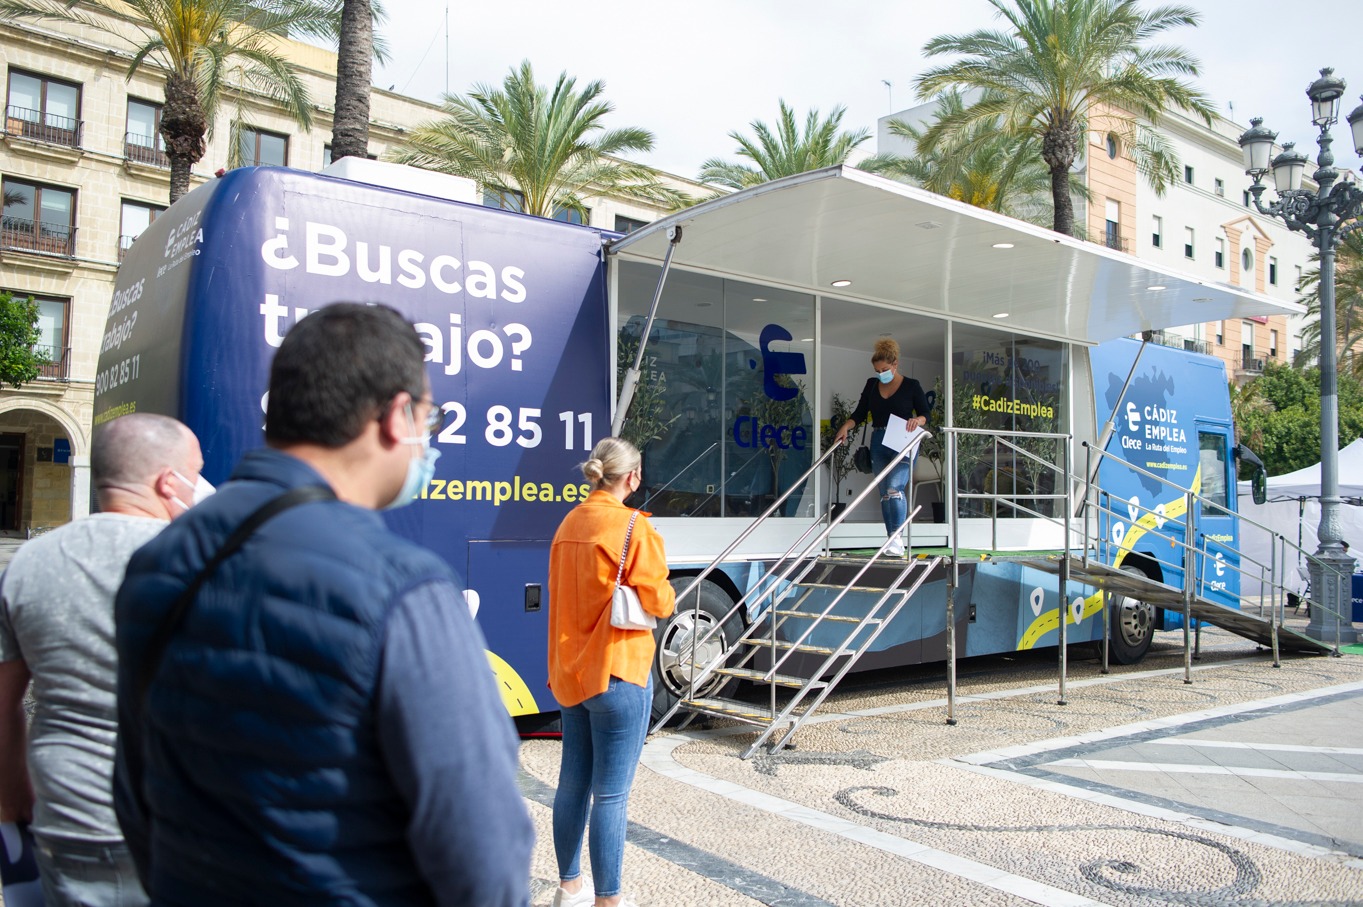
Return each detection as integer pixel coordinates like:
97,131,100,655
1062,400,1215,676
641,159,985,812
547,490,676,708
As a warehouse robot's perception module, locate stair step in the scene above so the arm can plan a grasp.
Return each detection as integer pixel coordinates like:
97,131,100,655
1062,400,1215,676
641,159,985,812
773,609,881,624
682,696,796,725
797,582,898,593
712,666,828,689
735,638,843,655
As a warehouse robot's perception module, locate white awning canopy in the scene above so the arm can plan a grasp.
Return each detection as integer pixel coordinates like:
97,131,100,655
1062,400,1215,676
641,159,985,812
608,166,1301,346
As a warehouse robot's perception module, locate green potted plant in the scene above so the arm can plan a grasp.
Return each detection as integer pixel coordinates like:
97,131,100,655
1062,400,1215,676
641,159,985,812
914,377,948,522
820,392,859,517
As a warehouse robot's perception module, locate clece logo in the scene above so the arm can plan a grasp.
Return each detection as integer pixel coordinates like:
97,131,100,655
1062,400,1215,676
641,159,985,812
732,322,810,451
1125,401,1141,432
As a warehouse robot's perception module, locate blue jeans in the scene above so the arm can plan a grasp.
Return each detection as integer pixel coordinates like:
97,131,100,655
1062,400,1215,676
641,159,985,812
553,675,652,898
33,836,148,907
871,428,914,537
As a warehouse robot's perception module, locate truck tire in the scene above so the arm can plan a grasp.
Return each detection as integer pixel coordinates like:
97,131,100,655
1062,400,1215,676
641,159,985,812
651,577,739,723
1109,564,1156,664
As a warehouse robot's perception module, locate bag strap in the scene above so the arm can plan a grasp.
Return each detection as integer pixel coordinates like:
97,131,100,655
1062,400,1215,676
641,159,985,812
134,484,336,706
859,420,869,444
614,510,641,589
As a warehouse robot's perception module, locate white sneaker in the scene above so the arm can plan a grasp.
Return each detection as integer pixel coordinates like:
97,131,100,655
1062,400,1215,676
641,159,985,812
551,880,595,907
885,535,905,557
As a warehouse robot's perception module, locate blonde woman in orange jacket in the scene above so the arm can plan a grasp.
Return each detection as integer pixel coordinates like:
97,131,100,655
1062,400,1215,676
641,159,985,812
547,437,675,907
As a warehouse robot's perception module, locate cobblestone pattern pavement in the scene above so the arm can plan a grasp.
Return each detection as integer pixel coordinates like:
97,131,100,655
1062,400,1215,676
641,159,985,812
520,627,1363,906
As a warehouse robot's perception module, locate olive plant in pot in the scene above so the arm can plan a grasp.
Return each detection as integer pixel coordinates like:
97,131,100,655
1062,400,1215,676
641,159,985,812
820,392,859,517
913,377,948,522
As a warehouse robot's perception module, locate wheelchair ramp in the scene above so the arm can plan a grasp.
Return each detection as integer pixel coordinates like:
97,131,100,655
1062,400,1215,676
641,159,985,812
1014,554,1332,655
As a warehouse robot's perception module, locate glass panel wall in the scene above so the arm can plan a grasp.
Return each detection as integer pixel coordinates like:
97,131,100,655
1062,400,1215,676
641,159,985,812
617,261,814,517
951,324,1069,518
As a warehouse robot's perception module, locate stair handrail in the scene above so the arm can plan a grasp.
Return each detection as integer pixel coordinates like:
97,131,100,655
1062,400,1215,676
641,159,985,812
689,437,925,678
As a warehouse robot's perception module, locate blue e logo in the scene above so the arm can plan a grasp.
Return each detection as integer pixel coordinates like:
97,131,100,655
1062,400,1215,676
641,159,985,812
752,323,807,401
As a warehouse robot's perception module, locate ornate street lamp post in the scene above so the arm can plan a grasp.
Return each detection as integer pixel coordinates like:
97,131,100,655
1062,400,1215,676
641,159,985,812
1239,68,1363,646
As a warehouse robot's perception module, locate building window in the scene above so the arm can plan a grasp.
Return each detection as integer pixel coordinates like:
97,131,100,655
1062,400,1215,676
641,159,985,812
1184,165,1194,185
5,69,81,146
1214,178,1225,197
615,215,648,234
1242,247,1253,273
1105,134,1119,159
1242,189,1251,207
1,178,76,256
1104,200,1122,251
483,187,587,224
1184,227,1194,259
1216,321,1224,345
1215,236,1225,269
321,144,375,168
119,200,164,261
237,126,287,167
2,291,70,379
1151,215,1162,249
1270,329,1279,359
1269,256,1278,286
1296,265,1303,289
125,98,166,166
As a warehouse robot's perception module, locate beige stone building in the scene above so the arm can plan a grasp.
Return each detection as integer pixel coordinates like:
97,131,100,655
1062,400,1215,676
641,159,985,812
0,11,702,535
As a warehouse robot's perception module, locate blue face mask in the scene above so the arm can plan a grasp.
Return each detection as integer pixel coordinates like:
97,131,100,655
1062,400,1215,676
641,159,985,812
877,368,895,385
384,405,442,510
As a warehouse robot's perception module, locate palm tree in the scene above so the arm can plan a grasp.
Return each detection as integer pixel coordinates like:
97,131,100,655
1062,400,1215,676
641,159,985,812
867,89,1083,226
0,0,345,202
698,100,872,190
914,0,1214,237
390,60,691,220
1295,230,1363,376
331,0,387,162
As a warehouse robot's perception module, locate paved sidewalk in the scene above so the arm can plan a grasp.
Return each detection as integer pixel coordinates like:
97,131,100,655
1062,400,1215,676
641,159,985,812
520,630,1363,906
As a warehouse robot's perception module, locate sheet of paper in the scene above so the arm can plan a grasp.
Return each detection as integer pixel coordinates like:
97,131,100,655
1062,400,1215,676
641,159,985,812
882,414,928,452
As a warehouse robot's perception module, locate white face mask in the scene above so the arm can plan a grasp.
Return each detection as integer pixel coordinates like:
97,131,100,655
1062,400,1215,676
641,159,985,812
169,470,215,512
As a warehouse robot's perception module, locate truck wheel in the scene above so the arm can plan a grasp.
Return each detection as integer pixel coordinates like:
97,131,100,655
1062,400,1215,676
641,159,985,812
651,577,739,723
1109,565,1156,664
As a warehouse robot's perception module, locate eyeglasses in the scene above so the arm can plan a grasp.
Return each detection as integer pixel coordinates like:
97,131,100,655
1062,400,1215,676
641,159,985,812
414,397,449,437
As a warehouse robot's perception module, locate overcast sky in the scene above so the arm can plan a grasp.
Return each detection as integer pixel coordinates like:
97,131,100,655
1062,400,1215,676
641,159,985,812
372,1,1363,180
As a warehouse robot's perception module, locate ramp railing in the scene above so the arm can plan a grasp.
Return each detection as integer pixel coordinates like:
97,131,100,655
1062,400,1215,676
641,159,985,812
1080,442,1350,662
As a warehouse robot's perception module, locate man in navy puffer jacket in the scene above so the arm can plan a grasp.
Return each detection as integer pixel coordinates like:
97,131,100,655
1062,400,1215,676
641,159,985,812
113,303,533,906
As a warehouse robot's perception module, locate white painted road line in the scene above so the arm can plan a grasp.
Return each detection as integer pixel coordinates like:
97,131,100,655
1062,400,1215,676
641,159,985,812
1049,758,1363,783
1147,738,1363,756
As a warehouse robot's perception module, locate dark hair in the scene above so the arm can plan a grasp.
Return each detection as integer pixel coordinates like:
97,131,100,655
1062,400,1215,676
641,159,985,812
265,303,425,448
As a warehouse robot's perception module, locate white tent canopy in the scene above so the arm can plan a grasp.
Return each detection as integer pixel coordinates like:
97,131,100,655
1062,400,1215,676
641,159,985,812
1237,439,1363,595
1251,438,1363,500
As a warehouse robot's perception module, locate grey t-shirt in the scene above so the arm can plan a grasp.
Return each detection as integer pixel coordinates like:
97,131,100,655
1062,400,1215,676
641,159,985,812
0,513,166,842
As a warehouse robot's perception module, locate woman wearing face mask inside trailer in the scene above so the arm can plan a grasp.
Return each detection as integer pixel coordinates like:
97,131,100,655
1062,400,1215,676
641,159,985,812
834,338,930,556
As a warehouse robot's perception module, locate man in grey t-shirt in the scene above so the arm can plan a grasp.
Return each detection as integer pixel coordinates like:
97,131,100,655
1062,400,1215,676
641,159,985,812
0,414,207,907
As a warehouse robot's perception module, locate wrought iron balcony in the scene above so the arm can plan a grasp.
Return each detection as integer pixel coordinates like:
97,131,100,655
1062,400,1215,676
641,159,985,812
1,216,76,257
1103,230,1129,252
4,105,81,148
1183,338,1211,356
1241,354,1267,375
124,131,169,168
33,344,70,381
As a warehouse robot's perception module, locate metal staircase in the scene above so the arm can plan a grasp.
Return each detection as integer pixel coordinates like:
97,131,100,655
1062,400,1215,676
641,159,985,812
670,551,942,759
650,433,936,758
